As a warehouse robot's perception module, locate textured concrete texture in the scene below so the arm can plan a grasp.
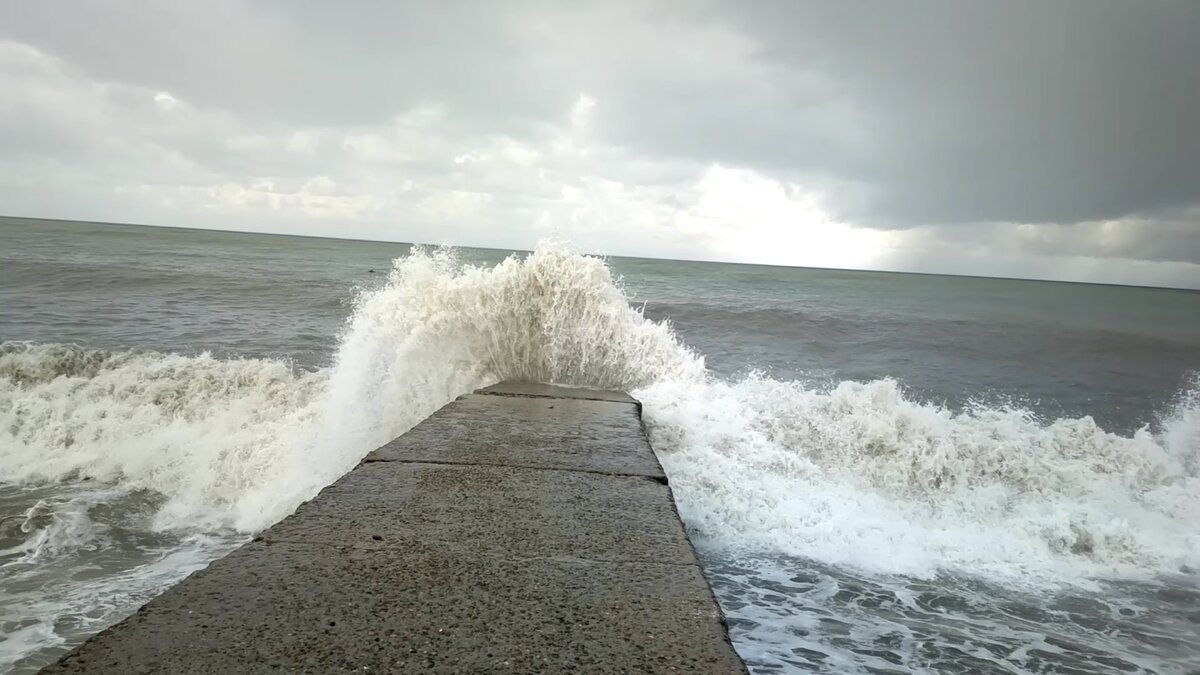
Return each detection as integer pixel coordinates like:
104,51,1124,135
43,383,745,674
478,381,638,405
368,392,664,479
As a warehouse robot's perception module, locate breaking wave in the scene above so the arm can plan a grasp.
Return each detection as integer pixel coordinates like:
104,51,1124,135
2,245,1198,589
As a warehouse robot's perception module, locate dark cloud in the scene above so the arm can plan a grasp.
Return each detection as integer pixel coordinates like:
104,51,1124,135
6,1,1198,230
1,0,1198,286
1006,215,1200,266
605,1,1200,228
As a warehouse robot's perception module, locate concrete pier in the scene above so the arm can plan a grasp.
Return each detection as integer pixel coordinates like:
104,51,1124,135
42,384,745,674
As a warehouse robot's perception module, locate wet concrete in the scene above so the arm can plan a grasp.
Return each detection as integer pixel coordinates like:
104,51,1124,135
42,383,745,674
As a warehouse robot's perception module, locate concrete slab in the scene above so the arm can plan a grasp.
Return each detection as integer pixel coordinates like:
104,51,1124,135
42,541,743,674
42,383,744,674
478,381,639,405
264,462,697,565
368,393,665,479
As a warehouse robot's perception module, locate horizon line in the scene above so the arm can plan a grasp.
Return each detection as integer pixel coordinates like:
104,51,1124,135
3,213,1197,293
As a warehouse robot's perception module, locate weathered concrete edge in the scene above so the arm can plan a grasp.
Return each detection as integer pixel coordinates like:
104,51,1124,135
39,383,743,673
477,381,642,411
468,385,741,664
362,454,671,485
553,385,740,662
365,391,663,479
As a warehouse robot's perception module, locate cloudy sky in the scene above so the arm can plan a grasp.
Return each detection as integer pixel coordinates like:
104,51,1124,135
2,1,1198,287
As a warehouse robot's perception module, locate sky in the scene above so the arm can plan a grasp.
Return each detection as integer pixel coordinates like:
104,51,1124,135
2,1,1199,288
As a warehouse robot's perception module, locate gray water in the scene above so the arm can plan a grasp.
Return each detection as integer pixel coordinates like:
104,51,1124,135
2,216,1198,673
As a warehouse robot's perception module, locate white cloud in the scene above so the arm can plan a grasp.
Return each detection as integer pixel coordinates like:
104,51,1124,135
153,91,178,112
677,167,893,269
0,27,1197,288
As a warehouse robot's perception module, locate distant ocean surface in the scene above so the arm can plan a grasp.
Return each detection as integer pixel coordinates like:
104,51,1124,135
2,216,1198,674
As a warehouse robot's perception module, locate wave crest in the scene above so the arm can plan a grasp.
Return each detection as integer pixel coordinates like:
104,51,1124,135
355,245,704,389
641,375,1199,582
2,245,1197,583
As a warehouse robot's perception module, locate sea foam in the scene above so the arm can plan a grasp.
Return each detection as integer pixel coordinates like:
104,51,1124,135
2,245,1197,586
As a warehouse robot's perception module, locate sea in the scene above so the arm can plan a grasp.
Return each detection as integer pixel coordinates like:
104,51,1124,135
1,216,1198,674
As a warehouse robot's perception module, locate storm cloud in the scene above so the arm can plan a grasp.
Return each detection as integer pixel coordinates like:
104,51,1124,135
2,1,1198,287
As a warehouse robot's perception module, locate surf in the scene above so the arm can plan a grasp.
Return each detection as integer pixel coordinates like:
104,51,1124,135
2,244,1197,584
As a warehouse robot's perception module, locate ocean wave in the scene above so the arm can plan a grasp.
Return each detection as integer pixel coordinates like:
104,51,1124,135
642,375,1198,584
1,244,1197,584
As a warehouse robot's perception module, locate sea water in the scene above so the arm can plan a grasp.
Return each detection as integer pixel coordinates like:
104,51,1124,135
2,217,1198,673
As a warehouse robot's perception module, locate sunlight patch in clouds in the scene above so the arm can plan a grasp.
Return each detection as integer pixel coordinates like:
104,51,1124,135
678,166,890,270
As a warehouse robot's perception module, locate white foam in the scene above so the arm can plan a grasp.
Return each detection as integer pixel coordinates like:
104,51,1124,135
0,494,101,563
1161,376,1200,476
0,244,703,534
640,375,1200,585
0,344,328,532
2,245,1197,586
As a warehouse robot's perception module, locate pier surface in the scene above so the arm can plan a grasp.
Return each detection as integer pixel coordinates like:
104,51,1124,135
42,383,745,674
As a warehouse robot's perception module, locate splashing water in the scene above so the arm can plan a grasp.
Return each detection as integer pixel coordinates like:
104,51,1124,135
2,246,703,534
2,245,1198,672
641,375,1198,584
